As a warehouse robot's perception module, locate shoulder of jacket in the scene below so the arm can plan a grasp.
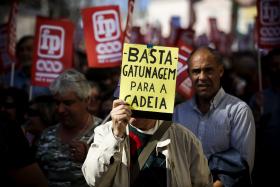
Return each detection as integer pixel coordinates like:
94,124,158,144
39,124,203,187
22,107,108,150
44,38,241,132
95,120,113,133
169,123,199,141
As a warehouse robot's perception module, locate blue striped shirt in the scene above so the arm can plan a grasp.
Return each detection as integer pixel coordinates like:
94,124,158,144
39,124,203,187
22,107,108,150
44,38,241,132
173,88,255,173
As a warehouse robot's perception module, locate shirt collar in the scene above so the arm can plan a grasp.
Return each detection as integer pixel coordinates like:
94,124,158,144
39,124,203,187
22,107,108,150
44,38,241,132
191,87,225,111
130,120,160,135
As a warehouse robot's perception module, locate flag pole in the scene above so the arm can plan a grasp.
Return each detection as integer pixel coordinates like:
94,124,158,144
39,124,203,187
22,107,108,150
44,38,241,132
257,49,263,115
29,85,33,101
10,63,15,87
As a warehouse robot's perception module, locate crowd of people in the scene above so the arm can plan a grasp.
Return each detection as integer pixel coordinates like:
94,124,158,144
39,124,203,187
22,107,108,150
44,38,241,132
0,20,279,187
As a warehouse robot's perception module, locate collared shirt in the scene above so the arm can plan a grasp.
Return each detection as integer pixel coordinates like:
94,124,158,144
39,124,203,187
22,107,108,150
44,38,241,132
173,88,255,173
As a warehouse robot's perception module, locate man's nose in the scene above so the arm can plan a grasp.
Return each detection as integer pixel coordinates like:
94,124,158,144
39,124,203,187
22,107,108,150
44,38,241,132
198,71,207,80
57,103,66,113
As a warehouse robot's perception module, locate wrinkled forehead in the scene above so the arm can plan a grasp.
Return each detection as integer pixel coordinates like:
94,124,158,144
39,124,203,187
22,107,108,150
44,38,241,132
53,91,79,100
190,49,217,65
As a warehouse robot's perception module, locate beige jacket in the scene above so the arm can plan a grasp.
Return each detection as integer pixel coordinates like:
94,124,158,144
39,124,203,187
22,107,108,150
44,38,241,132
82,121,213,187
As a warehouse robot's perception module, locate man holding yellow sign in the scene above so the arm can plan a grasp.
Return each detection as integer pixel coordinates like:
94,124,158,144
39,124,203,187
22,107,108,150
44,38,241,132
82,44,212,187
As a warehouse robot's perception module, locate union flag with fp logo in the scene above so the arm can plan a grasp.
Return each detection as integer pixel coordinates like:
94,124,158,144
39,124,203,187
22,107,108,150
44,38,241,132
31,17,74,87
82,5,123,68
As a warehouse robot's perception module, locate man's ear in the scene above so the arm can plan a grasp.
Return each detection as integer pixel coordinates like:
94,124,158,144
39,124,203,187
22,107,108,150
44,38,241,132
219,65,224,78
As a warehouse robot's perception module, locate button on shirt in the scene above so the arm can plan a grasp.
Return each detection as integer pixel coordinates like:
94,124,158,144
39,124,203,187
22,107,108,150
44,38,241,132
173,88,255,173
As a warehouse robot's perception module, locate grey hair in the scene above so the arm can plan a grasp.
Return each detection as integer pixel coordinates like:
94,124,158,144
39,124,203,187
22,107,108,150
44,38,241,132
49,69,91,100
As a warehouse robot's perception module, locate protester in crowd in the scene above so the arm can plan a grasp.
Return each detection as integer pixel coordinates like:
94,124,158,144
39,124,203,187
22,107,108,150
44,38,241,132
85,67,120,96
87,81,102,117
36,69,102,187
0,87,29,126
73,50,89,75
1,35,50,97
23,95,58,155
86,67,120,119
98,92,114,119
82,97,213,187
249,48,280,186
173,47,255,187
0,113,48,187
229,51,258,103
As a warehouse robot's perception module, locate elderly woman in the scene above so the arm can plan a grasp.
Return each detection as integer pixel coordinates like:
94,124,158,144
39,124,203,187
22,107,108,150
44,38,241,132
36,69,102,187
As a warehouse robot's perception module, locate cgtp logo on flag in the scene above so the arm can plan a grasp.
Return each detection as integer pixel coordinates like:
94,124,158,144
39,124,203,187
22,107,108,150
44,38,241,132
257,0,280,49
31,17,74,87
82,6,123,68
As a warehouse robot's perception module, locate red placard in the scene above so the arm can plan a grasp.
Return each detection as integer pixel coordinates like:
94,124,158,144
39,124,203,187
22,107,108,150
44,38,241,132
257,0,280,49
176,41,193,100
7,0,18,62
82,5,123,68
31,17,74,87
0,0,18,72
0,24,10,72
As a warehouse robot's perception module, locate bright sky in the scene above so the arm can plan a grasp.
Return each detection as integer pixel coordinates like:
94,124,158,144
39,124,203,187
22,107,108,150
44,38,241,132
146,0,232,37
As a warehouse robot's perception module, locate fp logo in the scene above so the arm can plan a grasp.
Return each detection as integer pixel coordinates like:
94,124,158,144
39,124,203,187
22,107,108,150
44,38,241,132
261,0,280,25
93,10,120,42
38,25,65,59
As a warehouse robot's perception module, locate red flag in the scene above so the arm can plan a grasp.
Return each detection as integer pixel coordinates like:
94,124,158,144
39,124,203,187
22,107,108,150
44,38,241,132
82,6,123,68
257,0,280,49
31,17,74,87
0,24,10,72
0,0,18,72
7,0,18,62
176,40,193,100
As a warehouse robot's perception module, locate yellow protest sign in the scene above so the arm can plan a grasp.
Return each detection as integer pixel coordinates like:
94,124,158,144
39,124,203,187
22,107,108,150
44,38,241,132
119,43,178,114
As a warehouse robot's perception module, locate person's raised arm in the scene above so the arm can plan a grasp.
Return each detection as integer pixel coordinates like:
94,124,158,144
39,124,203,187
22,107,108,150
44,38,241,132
82,99,131,187
111,99,131,138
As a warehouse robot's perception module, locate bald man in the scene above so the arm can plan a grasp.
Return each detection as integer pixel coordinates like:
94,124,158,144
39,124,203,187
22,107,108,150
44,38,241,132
173,47,255,187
